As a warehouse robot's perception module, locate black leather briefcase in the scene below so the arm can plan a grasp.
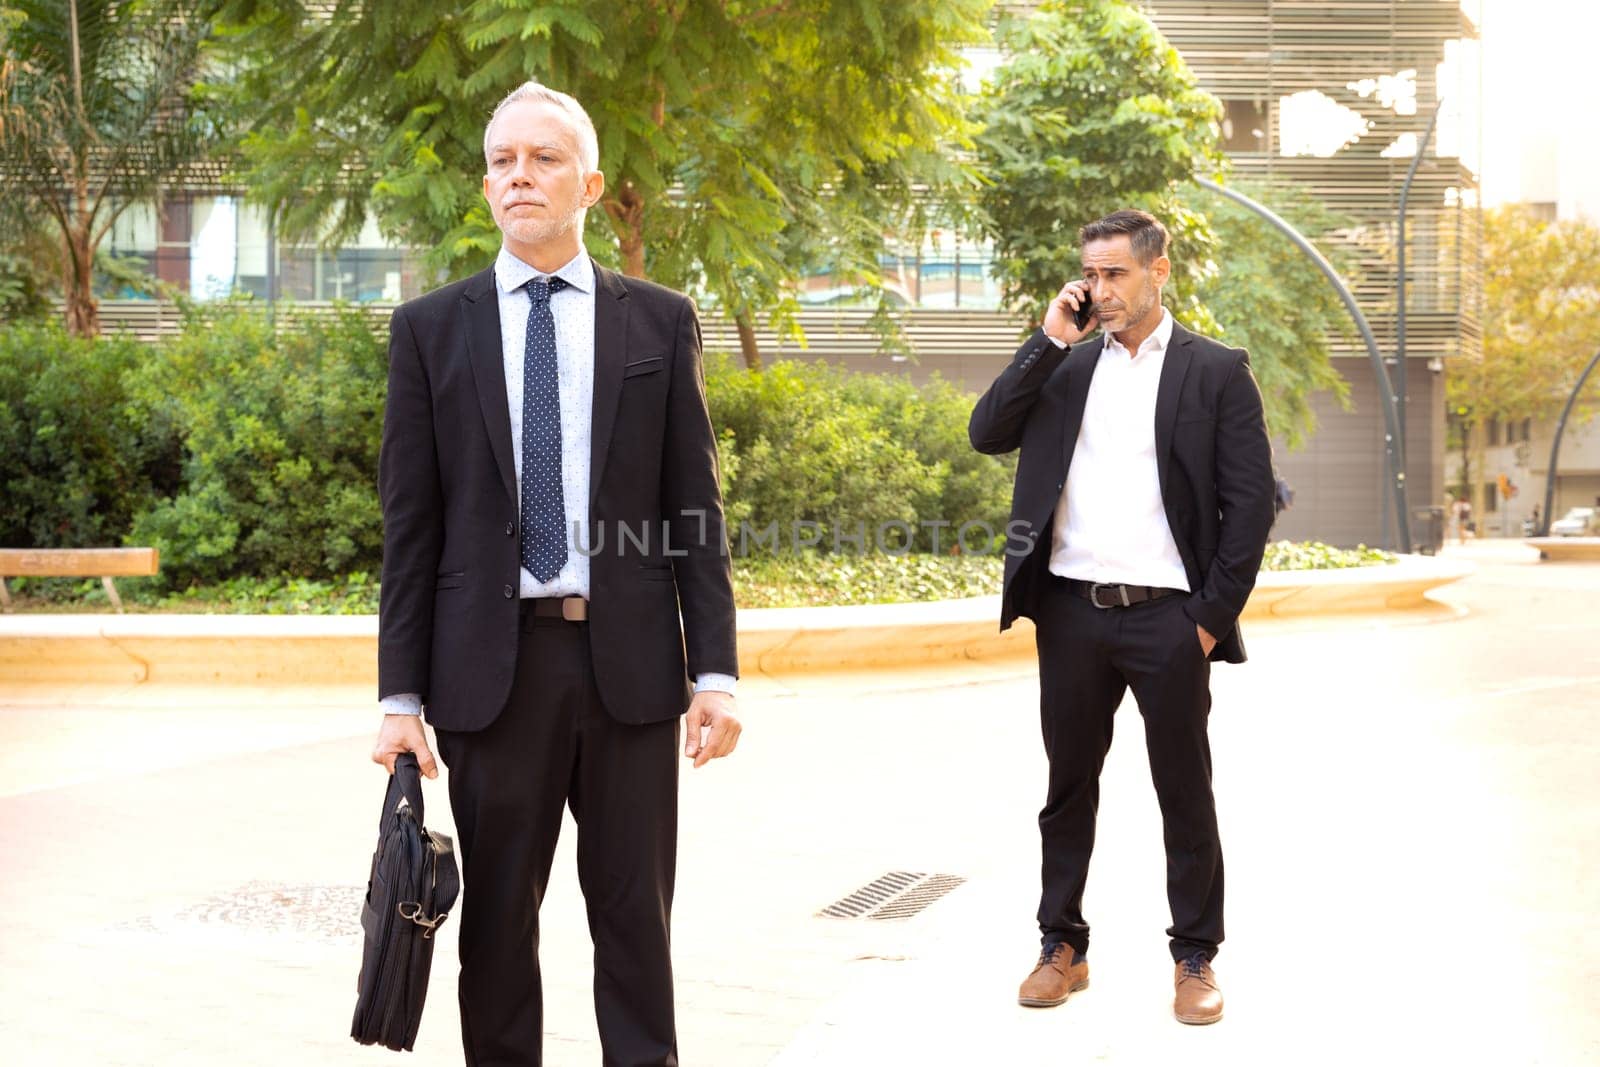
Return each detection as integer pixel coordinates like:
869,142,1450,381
351,752,460,1052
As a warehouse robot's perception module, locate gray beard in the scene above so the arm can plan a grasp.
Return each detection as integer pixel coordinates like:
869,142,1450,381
1117,287,1160,331
501,204,584,247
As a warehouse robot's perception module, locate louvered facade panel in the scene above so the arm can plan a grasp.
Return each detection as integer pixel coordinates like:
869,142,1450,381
1150,0,1482,366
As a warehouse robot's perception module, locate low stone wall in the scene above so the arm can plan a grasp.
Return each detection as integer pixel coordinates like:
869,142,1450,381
0,555,1473,687
1525,537,1600,562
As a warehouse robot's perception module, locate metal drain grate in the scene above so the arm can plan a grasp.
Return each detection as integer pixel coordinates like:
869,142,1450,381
818,871,966,921
868,873,966,920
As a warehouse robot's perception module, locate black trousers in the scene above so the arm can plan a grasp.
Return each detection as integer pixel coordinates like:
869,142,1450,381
434,607,680,1067
1033,575,1224,962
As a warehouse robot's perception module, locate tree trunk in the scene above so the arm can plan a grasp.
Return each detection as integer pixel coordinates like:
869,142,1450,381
735,312,762,372
1467,421,1487,533
62,224,98,339
62,0,98,337
605,181,647,278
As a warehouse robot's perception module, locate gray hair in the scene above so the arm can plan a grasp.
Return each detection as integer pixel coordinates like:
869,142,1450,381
1079,209,1171,266
482,82,599,172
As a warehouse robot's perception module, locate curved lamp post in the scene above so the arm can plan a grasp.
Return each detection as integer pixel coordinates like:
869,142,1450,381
1539,346,1600,536
1396,100,1446,453
1193,177,1412,552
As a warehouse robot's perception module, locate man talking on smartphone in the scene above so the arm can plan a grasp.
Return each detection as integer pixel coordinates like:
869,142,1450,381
969,210,1275,1025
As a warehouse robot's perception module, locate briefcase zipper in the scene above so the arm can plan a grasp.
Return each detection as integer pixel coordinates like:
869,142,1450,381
372,808,421,1039
376,825,420,1040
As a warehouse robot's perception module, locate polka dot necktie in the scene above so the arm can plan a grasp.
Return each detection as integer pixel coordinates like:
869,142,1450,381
520,275,569,583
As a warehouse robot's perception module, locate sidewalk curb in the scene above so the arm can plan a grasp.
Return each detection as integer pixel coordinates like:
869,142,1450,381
0,555,1472,687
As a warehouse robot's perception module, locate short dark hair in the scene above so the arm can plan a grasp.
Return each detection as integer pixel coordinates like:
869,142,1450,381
1079,210,1170,266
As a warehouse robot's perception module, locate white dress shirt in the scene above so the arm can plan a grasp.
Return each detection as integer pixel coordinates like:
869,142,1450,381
382,247,733,716
1047,309,1191,591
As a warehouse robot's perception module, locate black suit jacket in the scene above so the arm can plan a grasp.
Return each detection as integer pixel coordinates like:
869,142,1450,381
969,322,1276,664
378,260,738,731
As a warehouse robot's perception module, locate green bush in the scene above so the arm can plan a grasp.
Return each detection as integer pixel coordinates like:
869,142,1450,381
0,250,53,325
129,303,387,586
1261,540,1395,570
3,310,1013,592
705,357,1015,554
0,321,181,548
733,552,1003,607
3,572,379,614
831,370,1016,551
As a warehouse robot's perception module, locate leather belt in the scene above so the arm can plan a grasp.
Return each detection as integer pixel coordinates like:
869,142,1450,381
1060,577,1185,610
521,596,588,622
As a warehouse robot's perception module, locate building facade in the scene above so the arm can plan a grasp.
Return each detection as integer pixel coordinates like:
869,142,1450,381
92,0,1484,550
1147,0,1483,548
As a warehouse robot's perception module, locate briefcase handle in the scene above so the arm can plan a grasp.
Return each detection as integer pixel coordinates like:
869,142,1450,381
384,752,428,827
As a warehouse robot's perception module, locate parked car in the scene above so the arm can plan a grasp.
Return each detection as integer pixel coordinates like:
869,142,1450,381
1549,506,1600,537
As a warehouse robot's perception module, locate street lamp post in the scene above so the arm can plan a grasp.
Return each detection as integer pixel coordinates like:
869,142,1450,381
1193,177,1413,553
1396,100,1445,459
1386,99,1445,550
1539,346,1600,536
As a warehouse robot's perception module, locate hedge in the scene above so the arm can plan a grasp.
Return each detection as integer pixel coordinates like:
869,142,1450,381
1,307,1017,586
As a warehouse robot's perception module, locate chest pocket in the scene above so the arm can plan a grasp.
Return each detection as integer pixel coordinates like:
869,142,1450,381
623,355,665,379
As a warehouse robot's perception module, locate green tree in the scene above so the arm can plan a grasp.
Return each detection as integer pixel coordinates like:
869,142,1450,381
1448,205,1600,517
0,0,222,337
973,1,1357,449
1185,179,1354,450
972,0,1224,329
214,0,988,368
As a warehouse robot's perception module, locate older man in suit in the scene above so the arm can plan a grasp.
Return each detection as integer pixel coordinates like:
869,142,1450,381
970,210,1275,1025
370,82,741,1066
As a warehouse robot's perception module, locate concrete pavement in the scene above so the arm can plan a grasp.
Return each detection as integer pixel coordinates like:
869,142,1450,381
1,548,1595,1066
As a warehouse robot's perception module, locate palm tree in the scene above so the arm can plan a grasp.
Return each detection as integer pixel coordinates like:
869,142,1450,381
0,0,219,337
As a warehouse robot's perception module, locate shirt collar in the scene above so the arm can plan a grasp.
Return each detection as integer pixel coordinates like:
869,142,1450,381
494,246,594,295
1102,307,1174,360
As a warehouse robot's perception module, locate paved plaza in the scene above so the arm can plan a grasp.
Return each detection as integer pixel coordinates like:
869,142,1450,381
1,543,1596,1066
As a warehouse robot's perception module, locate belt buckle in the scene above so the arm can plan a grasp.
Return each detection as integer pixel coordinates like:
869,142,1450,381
1089,582,1129,609
561,596,588,623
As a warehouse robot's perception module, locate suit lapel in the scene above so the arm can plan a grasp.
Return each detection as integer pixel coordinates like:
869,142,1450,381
1060,337,1105,475
589,261,631,508
1154,322,1195,495
461,266,518,504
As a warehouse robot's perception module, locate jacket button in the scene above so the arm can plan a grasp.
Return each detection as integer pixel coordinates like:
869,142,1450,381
503,585,514,599
505,521,515,536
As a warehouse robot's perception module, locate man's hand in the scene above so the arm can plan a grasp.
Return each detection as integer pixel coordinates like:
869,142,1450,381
1041,280,1097,346
372,714,439,778
684,691,740,769
1196,624,1218,658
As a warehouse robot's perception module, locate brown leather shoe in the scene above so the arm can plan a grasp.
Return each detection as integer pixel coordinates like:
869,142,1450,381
1173,954,1223,1024
1017,943,1089,1008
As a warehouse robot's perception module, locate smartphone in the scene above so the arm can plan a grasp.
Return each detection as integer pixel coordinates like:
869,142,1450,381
1072,291,1096,331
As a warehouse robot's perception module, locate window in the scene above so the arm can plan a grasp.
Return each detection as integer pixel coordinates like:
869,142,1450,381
796,230,1002,311
1220,99,1268,153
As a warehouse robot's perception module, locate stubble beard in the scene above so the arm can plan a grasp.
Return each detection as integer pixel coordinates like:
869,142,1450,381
1115,277,1161,333
500,198,585,248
